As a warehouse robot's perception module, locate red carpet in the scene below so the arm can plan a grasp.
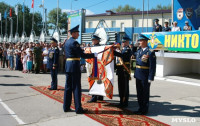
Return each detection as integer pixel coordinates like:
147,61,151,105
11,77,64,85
31,86,169,126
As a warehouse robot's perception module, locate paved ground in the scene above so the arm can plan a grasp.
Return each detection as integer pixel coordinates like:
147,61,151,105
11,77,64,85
0,68,199,126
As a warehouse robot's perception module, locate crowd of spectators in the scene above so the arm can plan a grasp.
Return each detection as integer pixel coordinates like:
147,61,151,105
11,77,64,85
0,41,65,74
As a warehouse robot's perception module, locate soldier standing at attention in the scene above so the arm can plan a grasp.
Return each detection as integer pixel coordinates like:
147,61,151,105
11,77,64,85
115,37,132,108
87,34,104,103
63,25,97,114
134,34,156,115
33,41,42,74
48,38,59,90
153,19,162,32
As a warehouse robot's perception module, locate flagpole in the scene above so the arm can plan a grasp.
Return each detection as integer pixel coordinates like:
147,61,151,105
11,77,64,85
57,0,59,27
32,5,34,30
142,0,144,32
147,0,149,32
42,0,44,30
23,0,25,33
16,7,18,34
1,14,2,36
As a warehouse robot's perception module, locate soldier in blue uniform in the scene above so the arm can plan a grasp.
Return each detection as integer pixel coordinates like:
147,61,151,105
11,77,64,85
48,38,59,90
133,34,156,115
153,19,162,32
87,34,104,103
115,37,132,107
162,20,171,32
63,25,97,114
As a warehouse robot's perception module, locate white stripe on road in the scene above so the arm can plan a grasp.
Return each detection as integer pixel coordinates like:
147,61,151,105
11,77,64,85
0,98,25,125
155,77,200,87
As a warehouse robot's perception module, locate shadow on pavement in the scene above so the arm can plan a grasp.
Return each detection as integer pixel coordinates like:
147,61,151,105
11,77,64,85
147,101,200,117
0,83,33,86
0,75,23,78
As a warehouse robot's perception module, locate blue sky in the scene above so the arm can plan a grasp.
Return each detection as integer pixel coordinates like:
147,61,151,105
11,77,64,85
0,0,171,15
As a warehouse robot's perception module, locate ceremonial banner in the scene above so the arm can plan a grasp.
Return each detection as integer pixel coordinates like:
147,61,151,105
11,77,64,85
85,46,114,99
143,31,200,52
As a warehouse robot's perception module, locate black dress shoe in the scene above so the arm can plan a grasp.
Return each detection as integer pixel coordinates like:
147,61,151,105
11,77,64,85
48,88,57,90
76,109,88,114
64,108,72,112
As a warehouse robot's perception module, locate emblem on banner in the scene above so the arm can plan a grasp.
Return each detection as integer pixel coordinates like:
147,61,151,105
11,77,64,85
195,5,200,18
177,8,184,20
148,33,161,49
186,8,193,19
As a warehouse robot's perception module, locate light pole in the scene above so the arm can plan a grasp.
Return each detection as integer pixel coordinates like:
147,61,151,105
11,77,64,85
71,0,78,10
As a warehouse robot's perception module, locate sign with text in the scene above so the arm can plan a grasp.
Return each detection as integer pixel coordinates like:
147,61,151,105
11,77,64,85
67,9,85,44
143,31,200,52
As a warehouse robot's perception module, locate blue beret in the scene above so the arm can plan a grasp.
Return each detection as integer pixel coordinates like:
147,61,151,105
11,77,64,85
138,34,150,41
69,25,79,33
50,37,58,43
122,36,130,42
154,19,159,22
91,34,101,40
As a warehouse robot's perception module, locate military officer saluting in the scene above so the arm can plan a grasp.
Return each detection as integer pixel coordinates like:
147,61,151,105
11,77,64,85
63,25,97,114
153,19,162,32
48,38,59,90
134,34,156,115
87,34,104,103
115,36,132,108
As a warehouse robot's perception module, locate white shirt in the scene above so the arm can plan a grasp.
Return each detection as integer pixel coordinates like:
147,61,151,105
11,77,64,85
172,26,181,31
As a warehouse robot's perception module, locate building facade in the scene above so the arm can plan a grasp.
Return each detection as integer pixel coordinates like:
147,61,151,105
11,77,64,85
85,10,171,43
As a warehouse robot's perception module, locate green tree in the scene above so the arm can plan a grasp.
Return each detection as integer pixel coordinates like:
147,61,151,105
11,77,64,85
48,8,68,33
151,4,171,11
0,2,42,37
112,4,140,12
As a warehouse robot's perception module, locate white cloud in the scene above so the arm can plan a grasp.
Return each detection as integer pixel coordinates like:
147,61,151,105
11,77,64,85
86,9,95,15
62,9,95,15
62,9,71,13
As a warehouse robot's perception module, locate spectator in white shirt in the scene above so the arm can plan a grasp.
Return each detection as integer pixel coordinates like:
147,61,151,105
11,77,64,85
172,21,181,31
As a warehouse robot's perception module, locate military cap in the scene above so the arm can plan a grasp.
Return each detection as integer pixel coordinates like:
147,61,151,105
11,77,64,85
69,25,79,34
91,34,101,40
185,21,189,24
154,19,159,22
50,37,58,43
138,34,150,41
164,19,169,23
122,36,130,42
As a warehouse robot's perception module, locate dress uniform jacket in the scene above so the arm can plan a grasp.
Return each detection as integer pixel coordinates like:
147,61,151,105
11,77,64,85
153,24,162,32
65,37,94,73
134,47,156,81
48,46,59,89
162,27,171,32
48,47,59,68
63,37,94,113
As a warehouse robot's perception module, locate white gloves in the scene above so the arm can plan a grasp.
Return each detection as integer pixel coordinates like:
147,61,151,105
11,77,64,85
148,80,152,83
94,53,98,57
